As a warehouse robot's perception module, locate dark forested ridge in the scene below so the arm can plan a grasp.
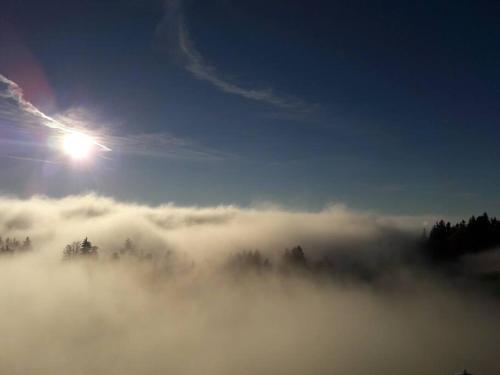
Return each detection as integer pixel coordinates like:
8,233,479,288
425,213,500,261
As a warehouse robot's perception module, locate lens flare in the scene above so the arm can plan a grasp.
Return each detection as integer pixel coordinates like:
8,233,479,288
62,132,93,160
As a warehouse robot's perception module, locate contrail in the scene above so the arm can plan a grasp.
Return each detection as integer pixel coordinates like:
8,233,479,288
156,0,311,112
0,74,111,152
0,154,62,165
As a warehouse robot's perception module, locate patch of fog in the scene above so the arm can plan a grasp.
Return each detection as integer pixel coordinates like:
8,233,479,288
0,194,498,375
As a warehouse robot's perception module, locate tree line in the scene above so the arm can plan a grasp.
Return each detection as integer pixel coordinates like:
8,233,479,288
2,212,499,269
0,236,31,254
62,237,153,261
425,213,500,261
63,237,98,260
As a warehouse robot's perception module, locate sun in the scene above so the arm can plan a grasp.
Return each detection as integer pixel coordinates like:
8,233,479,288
62,132,94,160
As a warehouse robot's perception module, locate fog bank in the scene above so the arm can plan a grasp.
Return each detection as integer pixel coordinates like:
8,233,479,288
0,194,498,375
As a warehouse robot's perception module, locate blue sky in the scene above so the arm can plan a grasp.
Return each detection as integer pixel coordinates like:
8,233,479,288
0,0,499,215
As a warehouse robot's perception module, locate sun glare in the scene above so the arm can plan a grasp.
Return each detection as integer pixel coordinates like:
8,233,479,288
62,132,94,160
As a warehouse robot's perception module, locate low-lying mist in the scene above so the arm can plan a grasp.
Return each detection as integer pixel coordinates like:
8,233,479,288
0,194,498,375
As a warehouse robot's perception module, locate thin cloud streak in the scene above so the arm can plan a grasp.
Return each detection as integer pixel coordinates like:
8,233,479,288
0,154,62,165
0,74,111,151
158,0,311,112
1,75,225,161
108,132,229,161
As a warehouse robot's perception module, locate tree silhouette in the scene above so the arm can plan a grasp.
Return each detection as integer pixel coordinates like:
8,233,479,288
63,242,80,260
21,237,31,251
0,235,32,255
283,246,307,266
63,237,98,260
226,250,271,273
426,213,500,261
120,238,138,256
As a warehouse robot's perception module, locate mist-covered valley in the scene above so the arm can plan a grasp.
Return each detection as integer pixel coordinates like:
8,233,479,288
0,194,498,375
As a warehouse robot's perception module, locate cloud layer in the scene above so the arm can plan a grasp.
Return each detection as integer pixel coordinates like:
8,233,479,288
0,193,429,263
0,194,498,375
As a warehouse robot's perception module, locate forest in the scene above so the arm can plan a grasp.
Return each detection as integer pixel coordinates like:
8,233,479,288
3,213,499,289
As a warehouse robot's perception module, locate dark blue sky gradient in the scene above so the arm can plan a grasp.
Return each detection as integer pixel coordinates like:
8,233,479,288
0,0,498,214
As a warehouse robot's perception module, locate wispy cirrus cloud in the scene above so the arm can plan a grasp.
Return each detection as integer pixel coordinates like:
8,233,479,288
0,74,111,151
157,0,311,112
108,132,228,161
0,74,225,162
